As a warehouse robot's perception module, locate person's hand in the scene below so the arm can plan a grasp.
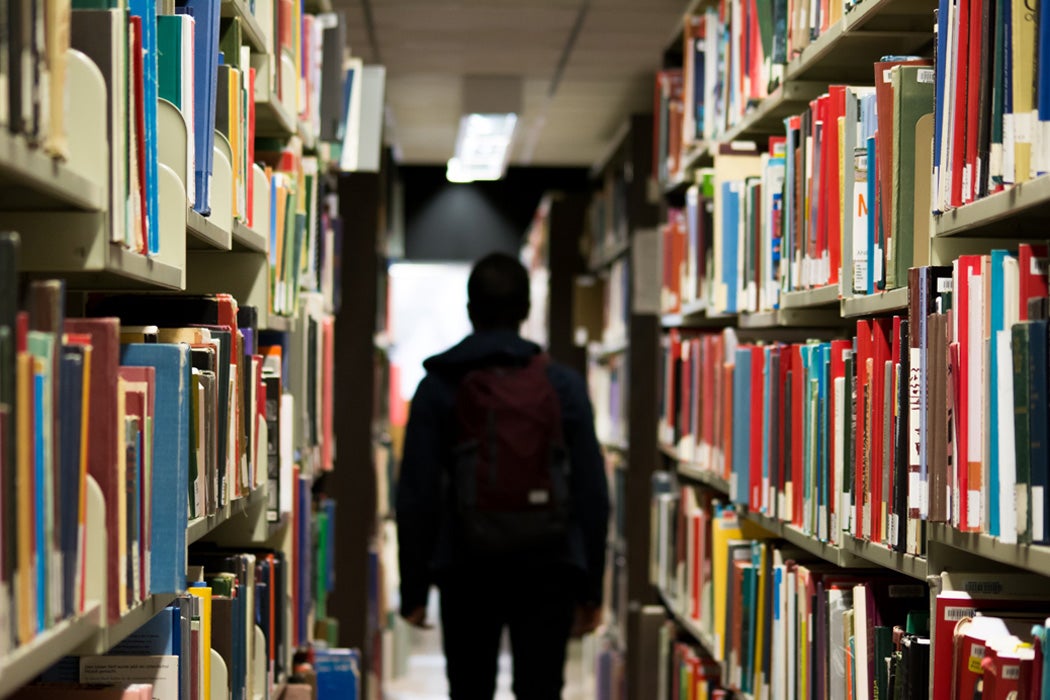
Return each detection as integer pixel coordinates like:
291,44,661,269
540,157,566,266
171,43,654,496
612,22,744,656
571,604,602,638
402,606,432,629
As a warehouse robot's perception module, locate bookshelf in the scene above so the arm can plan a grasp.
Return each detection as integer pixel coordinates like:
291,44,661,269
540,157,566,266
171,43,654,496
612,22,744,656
0,3,374,700
632,0,1050,694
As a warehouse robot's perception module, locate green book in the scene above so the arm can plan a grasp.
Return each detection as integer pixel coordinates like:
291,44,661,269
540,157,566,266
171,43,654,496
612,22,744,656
1013,322,1033,543
889,65,935,288
219,17,244,71
156,15,183,108
873,625,894,699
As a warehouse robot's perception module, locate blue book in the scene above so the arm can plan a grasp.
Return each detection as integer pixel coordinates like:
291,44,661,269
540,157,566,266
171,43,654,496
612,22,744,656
176,0,220,215
866,136,877,294
315,648,360,700
129,0,159,254
723,182,741,314
933,1,949,211
988,250,1011,537
34,369,47,632
1039,0,1050,175
732,348,752,506
121,343,191,594
59,345,85,619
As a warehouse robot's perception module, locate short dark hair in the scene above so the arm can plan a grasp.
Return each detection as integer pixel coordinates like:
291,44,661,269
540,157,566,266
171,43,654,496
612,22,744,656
467,253,531,330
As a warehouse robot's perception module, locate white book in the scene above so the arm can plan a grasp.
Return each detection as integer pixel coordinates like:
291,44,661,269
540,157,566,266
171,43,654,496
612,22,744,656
853,583,872,700
833,375,846,545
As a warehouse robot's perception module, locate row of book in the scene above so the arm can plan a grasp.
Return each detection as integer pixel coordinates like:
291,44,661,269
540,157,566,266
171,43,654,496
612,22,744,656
651,486,935,699
653,482,1050,698
587,161,630,268
659,246,1050,551
658,635,722,700
12,532,346,700
655,0,885,187
659,55,941,315
932,0,1050,210
0,239,335,654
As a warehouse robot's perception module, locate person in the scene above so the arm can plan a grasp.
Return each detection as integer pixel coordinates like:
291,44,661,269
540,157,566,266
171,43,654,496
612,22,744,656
396,252,610,699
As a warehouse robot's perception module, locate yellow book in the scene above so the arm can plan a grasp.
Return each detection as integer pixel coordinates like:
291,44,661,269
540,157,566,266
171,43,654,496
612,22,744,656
189,585,213,700
711,511,766,659
752,543,768,696
15,352,34,644
1012,0,1036,182
230,67,241,220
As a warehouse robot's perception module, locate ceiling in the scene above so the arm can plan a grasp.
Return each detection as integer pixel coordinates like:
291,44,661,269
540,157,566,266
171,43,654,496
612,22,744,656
333,0,690,167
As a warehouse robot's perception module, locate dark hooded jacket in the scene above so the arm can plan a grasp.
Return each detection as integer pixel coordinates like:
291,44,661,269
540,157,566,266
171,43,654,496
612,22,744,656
396,329,609,617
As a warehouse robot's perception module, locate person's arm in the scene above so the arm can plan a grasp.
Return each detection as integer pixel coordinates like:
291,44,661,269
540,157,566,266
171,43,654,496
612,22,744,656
396,374,447,622
562,369,610,608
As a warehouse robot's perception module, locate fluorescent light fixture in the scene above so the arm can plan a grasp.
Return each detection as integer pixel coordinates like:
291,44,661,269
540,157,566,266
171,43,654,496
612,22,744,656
445,113,518,183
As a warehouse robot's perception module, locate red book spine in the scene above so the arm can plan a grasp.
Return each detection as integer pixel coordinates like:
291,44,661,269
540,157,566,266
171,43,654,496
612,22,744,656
950,0,971,208
964,0,983,202
854,320,873,537
827,87,846,286
750,347,764,510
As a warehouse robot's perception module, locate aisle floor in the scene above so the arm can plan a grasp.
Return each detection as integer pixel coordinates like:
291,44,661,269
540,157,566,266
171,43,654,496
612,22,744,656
383,617,588,700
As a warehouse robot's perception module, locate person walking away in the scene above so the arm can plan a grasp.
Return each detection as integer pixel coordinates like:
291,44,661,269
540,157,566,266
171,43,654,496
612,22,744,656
396,252,610,699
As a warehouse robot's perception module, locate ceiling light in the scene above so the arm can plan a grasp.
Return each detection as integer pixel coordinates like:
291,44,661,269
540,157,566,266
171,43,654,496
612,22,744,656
446,113,518,183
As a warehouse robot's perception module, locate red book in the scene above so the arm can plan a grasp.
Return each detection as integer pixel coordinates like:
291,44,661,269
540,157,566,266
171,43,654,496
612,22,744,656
64,318,121,623
1018,243,1049,320
854,320,873,538
950,0,970,208
871,318,891,543
887,315,903,538
826,86,847,286
955,255,983,530
749,346,764,511
964,0,984,202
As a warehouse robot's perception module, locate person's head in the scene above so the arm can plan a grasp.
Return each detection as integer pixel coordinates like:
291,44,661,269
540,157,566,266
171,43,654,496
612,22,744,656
467,252,531,332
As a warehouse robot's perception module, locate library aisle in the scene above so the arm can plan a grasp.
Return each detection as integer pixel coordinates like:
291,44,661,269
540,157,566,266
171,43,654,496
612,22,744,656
384,622,590,700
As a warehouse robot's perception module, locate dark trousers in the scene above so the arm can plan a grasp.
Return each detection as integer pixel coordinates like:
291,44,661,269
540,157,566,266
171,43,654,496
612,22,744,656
439,563,576,700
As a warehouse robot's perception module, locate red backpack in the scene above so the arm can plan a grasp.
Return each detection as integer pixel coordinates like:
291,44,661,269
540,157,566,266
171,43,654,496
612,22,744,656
451,353,570,554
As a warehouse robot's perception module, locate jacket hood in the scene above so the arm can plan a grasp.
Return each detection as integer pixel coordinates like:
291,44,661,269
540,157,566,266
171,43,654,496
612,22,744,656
423,330,541,374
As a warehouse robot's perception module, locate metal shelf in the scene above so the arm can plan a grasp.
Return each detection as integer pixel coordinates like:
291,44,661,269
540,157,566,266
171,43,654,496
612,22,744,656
839,536,929,580
24,245,185,291
589,338,629,362
657,587,722,662
256,95,296,139
601,439,630,453
221,0,269,54
779,284,840,309
841,287,910,317
232,220,268,253
928,523,1050,578
676,463,730,494
0,133,104,211
741,510,875,569
187,208,233,251
934,174,1050,238
0,602,102,697
264,313,295,332
187,484,269,545
719,81,828,143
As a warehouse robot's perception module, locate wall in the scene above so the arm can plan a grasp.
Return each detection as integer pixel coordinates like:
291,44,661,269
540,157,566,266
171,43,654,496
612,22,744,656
399,165,590,261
